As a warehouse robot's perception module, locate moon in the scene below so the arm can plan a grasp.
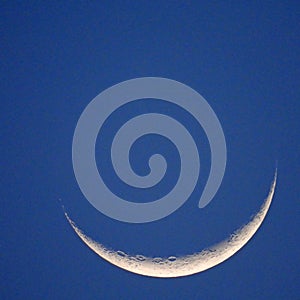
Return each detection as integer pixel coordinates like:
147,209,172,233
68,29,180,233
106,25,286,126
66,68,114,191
65,171,276,278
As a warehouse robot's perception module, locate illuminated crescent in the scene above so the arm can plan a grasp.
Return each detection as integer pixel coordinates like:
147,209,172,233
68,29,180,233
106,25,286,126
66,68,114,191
65,171,276,278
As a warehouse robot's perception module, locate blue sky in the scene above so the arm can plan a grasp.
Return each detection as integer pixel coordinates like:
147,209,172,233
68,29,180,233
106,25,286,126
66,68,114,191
1,2,299,299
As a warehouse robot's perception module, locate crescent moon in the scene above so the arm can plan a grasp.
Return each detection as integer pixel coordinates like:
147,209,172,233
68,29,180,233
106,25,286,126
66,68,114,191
65,171,276,278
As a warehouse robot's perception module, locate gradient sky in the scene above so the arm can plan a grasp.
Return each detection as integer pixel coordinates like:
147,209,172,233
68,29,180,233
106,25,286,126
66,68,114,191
1,2,299,299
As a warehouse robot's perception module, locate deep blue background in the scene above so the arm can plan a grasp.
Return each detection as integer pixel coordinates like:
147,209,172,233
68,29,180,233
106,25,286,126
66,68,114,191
1,2,299,299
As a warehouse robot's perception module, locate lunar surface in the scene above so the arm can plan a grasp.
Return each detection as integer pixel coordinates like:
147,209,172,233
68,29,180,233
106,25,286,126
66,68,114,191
65,171,276,278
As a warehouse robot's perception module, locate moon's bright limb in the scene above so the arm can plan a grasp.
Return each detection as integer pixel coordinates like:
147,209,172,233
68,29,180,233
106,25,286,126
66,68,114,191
65,171,276,278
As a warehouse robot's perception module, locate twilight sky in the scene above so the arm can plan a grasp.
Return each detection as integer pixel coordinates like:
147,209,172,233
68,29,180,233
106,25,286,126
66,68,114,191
1,2,299,299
